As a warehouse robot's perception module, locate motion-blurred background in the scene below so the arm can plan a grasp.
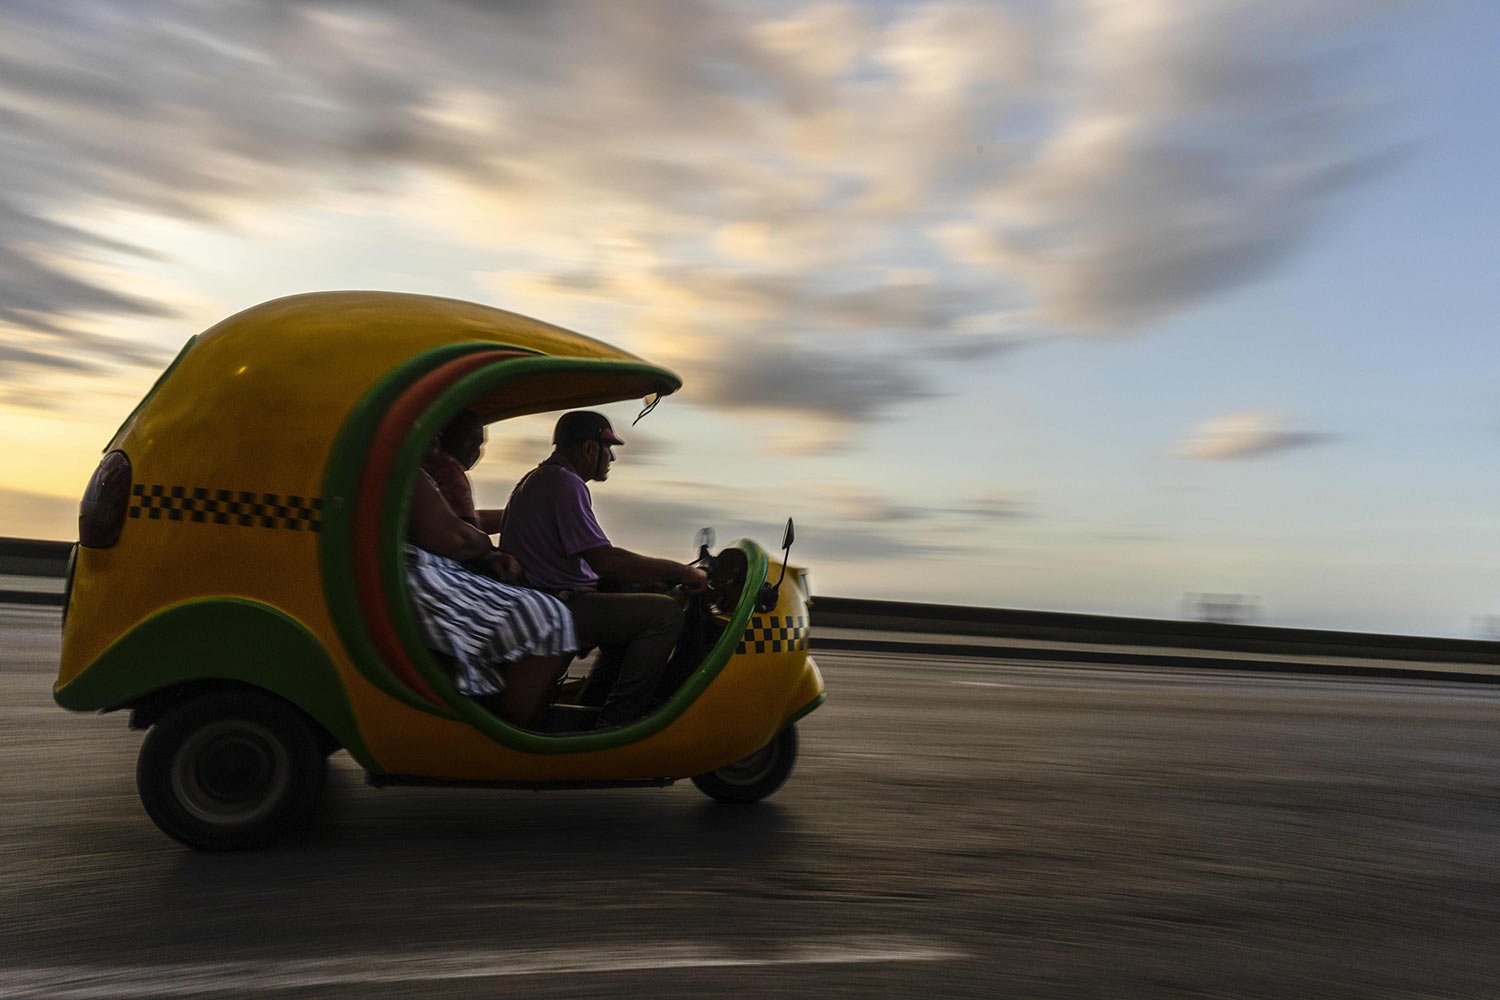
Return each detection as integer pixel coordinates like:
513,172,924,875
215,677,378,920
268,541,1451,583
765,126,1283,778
2,1,1496,635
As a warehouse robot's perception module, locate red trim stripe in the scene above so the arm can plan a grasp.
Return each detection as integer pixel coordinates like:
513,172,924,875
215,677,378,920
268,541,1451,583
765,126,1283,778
350,350,527,705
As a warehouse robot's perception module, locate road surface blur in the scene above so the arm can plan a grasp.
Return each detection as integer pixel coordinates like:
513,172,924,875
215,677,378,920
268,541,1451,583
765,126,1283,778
3,606,1497,998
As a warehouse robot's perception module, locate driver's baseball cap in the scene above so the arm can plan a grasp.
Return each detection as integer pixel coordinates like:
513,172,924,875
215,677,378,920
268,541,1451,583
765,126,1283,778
553,411,625,448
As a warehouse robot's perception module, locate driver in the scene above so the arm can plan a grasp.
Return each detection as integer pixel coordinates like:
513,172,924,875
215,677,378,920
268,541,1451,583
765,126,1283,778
501,411,708,729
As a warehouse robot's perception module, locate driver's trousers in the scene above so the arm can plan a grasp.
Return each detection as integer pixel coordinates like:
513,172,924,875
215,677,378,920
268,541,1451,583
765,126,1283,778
562,591,684,728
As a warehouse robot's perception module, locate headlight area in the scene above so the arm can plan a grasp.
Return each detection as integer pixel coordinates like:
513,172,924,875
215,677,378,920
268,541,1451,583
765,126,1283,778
78,450,132,549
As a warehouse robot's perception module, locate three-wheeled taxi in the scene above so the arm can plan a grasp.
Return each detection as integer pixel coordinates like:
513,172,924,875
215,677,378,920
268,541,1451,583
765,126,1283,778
55,291,824,849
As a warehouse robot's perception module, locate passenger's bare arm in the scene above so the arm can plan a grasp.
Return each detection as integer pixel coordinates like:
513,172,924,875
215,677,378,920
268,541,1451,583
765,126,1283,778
476,508,505,535
409,473,494,562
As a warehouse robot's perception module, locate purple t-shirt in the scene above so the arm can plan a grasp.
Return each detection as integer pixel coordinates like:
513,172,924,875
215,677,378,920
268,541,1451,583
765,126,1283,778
500,460,610,591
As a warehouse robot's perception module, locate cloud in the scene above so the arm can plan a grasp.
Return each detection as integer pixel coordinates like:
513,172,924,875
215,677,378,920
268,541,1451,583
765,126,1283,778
688,340,936,423
943,491,1032,520
0,196,175,364
585,484,889,562
818,486,1032,523
0,0,1405,420
500,263,1000,443
789,522,954,563
821,487,925,524
1173,411,1333,460
589,477,960,564
942,0,1401,331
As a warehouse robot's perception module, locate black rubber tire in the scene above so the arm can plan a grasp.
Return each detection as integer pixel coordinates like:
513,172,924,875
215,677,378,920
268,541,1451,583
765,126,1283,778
691,725,798,803
136,690,326,850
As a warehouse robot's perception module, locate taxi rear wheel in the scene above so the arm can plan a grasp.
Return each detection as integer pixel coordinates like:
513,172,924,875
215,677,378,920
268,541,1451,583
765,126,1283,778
136,690,325,850
691,724,798,803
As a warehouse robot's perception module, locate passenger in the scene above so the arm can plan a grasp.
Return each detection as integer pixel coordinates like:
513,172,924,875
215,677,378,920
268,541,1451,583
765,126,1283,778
421,409,505,533
405,448,577,729
500,411,708,729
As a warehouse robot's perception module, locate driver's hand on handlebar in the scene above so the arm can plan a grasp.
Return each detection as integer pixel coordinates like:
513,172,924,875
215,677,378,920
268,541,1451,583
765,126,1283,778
679,565,710,593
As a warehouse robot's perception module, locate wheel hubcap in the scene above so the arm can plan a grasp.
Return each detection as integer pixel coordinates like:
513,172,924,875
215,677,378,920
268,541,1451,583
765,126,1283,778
171,720,290,826
715,740,778,786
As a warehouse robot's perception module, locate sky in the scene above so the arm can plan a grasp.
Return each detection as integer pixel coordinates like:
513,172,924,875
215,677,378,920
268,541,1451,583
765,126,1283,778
1,0,1497,636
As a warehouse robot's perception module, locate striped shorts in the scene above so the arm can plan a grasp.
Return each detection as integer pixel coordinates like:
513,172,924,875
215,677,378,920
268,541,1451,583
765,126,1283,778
404,544,579,696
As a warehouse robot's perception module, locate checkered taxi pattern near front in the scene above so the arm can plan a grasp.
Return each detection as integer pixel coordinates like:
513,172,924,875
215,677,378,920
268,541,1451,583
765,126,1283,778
128,484,323,532
737,614,810,655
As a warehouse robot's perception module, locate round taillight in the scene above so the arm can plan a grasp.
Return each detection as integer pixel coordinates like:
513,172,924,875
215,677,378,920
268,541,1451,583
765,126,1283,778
79,450,132,548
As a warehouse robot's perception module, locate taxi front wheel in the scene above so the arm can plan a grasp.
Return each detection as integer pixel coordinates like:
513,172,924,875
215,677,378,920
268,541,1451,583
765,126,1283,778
692,725,798,803
136,690,326,850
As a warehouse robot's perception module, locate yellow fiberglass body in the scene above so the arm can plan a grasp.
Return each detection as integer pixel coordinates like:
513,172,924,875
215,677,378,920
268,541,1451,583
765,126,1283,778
54,291,823,847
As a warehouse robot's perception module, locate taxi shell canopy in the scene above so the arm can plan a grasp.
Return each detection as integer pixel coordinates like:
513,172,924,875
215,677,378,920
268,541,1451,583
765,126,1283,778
55,291,824,789
58,290,680,709
111,291,682,479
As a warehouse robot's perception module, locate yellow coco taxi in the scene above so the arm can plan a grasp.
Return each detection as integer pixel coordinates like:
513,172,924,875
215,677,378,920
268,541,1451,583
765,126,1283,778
54,291,824,850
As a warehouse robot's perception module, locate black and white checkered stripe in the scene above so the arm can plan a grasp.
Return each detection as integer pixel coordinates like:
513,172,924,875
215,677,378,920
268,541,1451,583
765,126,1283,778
128,484,323,532
736,614,810,654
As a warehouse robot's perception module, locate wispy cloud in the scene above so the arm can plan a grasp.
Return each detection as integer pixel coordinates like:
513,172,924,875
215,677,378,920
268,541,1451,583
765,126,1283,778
943,491,1032,520
1173,410,1333,460
588,477,975,564
0,0,1403,429
934,0,1401,331
822,487,926,524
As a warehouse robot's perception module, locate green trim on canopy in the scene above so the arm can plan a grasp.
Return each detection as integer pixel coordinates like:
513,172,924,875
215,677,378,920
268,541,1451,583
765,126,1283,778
320,342,516,715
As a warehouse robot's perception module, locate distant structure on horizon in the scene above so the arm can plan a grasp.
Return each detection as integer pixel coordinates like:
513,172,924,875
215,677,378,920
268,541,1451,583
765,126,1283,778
1185,592,1260,625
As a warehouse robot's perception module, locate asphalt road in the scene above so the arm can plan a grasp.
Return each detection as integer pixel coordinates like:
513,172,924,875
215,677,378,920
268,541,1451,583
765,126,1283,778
3,605,1498,999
